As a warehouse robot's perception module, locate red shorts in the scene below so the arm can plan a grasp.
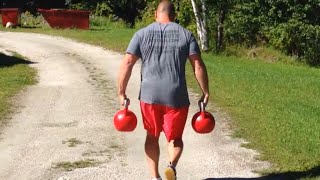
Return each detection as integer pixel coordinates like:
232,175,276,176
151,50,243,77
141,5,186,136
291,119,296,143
140,101,189,141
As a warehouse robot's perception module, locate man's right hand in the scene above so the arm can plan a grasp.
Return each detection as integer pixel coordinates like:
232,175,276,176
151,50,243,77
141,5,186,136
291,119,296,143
119,94,127,106
199,93,210,108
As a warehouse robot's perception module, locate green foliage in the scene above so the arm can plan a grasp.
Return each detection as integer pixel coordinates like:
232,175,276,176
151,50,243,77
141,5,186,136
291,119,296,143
173,0,194,27
20,11,49,28
93,2,112,16
136,0,194,30
224,0,320,66
303,26,320,66
65,0,146,26
67,3,89,10
265,20,320,66
89,15,127,29
225,1,262,46
134,0,157,29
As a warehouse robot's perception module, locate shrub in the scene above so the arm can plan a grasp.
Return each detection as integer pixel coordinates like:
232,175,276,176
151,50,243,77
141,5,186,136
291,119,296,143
265,19,320,66
20,11,49,28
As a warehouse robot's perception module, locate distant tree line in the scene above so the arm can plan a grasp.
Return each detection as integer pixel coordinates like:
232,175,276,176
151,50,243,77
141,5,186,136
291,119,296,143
1,0,319,66
0,0,146,27
67,0,320,66
143,0,320,66
0,0,66,10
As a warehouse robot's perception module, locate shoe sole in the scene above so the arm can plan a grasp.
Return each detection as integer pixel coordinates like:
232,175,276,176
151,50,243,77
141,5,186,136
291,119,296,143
164,167,176,180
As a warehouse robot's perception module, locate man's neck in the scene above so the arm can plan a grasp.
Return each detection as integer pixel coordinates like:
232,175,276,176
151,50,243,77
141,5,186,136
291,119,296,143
156,16,173,24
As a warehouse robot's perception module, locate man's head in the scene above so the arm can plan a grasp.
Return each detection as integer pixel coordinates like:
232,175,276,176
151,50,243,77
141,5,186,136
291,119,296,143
155,0,176,23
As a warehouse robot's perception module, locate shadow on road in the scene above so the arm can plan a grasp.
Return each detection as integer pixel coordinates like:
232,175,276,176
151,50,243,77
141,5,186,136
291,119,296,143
205,165,320,180
0,53,36,68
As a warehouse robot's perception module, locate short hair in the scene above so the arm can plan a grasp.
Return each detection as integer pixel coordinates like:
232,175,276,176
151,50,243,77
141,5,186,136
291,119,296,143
157,0,176,18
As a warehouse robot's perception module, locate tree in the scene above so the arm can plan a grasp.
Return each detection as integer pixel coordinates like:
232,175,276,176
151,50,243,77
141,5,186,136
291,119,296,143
206,0,234,52
224,0,320,65
190,0,208,51
0,0,66,13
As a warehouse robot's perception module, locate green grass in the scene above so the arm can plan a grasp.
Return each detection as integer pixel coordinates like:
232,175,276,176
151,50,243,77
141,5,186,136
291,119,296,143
223,45,302,66
0,53,37,125
187,55,320,173
1,17,320,178
15,27,134,52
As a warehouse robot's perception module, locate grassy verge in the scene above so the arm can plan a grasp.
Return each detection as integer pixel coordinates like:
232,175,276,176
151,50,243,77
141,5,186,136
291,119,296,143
1,18,319,178
187,55,320,174
0,52,37,125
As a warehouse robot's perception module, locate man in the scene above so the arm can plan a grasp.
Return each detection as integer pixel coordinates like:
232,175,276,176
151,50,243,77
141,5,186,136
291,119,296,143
118,1,209,180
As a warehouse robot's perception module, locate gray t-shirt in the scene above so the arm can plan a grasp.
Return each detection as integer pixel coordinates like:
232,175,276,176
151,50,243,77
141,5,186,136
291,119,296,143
126,22,200,107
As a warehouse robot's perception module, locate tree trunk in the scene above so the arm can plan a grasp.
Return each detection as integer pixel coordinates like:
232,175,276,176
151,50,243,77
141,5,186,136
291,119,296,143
216,9,225,53
191,0,209,51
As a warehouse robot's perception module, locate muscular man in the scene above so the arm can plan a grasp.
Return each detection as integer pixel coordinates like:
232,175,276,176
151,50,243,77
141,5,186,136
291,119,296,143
118,1,209,180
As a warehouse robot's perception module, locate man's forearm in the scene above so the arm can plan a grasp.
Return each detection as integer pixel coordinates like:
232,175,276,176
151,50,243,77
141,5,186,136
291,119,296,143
118,68,132,96
195,64,209,97
118,54,138,100
188,54,210,103
118,61,133,96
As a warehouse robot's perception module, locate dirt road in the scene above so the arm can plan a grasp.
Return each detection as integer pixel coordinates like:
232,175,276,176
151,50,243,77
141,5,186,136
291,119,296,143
0,32,269,180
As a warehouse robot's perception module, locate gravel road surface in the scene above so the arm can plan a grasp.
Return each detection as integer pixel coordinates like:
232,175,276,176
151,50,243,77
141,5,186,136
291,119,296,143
0,32,269,180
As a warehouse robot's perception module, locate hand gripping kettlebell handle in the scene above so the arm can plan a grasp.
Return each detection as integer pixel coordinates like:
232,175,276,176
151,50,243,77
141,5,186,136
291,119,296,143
199,101,206,112
124,98,130,108
198,101,206,119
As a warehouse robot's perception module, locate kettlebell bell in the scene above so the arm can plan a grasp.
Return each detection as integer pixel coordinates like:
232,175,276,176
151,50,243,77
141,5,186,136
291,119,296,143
192,101,215,134
113,98,137,132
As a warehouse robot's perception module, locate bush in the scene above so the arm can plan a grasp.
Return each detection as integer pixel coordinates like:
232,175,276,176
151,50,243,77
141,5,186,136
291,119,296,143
301,25,320,66
224,2,262,46
20,11,49,28
265,19,320,66
90,15,127,29
223,1,320,66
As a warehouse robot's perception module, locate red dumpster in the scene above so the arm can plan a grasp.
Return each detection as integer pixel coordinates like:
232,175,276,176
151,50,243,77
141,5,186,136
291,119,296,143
38,9,90,30
0,8,21,27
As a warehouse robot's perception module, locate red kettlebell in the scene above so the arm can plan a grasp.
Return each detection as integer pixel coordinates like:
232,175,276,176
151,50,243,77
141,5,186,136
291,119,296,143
113,98,137,132
192,101,215,134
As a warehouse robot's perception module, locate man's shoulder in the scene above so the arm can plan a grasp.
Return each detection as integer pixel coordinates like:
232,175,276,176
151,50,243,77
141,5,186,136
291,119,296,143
144,22,159,30
135,22,157,35
171,23,192,34
135,22,192,37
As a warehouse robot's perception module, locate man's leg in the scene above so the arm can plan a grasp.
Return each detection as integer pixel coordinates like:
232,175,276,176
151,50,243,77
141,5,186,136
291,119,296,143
167,138,183,167
145,132,161,178
164,139,183,180
163,106,189,179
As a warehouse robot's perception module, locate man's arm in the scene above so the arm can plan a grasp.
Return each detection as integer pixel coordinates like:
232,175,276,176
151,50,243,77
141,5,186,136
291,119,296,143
118,53,139,105
188,53,210,105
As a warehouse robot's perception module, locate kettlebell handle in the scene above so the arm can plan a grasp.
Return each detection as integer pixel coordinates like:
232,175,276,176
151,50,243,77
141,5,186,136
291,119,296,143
199,101,206,112
124,98,130,108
